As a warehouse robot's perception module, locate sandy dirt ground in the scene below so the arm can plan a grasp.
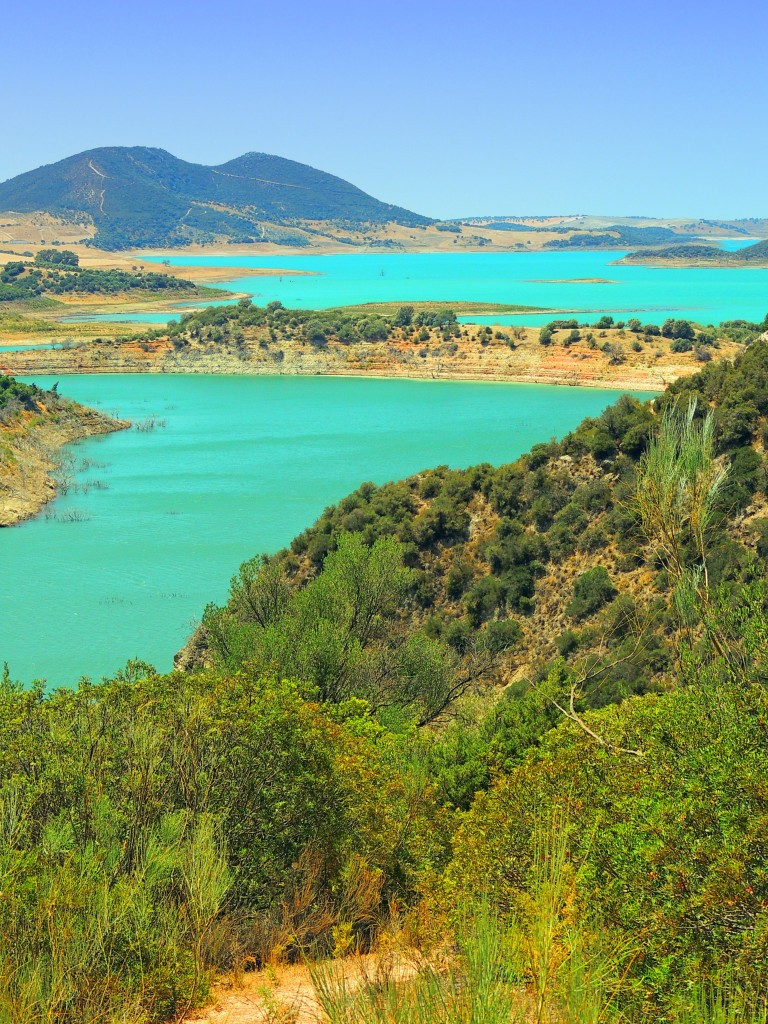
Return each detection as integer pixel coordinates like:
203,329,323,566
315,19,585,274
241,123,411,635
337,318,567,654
186,962,323,1024
185,954,421,1024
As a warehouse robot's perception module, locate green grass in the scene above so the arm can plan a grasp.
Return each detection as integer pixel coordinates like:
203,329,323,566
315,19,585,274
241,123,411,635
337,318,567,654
331,301,550,316
0,311,132,337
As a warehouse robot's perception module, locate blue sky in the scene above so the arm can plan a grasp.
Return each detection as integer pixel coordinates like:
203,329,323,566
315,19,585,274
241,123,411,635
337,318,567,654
2,0,765,218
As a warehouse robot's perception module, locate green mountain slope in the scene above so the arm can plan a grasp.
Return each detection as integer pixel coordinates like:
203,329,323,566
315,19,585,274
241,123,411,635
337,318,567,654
0,147,431,249
185,332,768,750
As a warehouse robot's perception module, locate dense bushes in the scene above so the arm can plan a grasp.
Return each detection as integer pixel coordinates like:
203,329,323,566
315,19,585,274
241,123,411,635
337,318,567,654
8,336,768,1018
0,374,45,412
566,566,617,619
204,533,498,726
151,299,461,351
443,679,768,1019
217,343,768,730
0,667,444,1021
0,258,197,302
35,247,80,267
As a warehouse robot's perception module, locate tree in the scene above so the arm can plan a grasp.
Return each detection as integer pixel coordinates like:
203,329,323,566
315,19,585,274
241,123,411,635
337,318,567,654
35,248,79,267
0,261,25,279
359,317,390,341
304,319,328,346
607,342,626,364
228,554,291,627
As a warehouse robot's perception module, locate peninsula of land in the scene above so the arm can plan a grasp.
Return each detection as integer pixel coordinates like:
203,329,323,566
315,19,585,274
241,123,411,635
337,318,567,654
617,238,768,267
0,376,129,526
0,303,748,393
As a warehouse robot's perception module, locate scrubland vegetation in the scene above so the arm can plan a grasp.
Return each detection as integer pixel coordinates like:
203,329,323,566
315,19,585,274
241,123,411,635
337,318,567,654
0,375,48,414
537,312,768,362
7,337,768,1020
0,249,201,303
118,299,765,354
129,298,466,350
3,299,760,390
103,299,767,368
0,375,126,525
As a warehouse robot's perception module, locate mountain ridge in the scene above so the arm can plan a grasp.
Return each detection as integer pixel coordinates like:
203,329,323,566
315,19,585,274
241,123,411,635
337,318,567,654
0,146,431,250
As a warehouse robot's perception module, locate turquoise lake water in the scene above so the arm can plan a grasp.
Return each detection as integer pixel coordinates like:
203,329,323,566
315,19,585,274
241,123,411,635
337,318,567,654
0,343,57,352
55,247,768,328
1,374,643,686
116,249,768,327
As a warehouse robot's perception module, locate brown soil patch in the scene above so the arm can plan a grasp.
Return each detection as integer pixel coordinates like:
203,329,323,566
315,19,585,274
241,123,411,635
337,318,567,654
186,961,322,1024
185,954,417,1024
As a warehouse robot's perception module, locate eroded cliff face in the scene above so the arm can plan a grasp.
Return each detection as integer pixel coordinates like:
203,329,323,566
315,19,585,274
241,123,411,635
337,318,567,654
0,401,128,526
0,324,724,392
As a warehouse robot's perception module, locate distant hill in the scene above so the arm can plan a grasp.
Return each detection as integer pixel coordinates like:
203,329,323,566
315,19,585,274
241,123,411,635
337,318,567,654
618,239,768,265
0,147,431,250
543,225,697,248
458,219,699,248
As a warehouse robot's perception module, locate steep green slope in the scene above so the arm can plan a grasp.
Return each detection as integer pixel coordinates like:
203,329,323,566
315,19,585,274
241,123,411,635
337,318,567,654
0,146,431,249
193,337,768,768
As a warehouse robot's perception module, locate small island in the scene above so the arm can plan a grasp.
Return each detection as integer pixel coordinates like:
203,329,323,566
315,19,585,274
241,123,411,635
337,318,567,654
0,247,223,302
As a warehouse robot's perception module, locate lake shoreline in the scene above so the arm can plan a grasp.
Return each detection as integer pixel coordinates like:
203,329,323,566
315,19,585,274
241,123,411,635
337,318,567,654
9,364,667,391
0,372,646,683
616,258,768,269
0,404,130,527
1,339,693,392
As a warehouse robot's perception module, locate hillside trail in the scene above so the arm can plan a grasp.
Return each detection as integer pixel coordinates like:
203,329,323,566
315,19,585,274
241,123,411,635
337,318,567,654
88,160,108,178
185,958,534,1023
184,954,415,1024
184,960,321,1023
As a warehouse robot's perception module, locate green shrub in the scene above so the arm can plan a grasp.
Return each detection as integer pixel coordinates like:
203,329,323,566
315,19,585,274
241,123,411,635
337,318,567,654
479,618,522,654
566,566,617,620
446,558,474,598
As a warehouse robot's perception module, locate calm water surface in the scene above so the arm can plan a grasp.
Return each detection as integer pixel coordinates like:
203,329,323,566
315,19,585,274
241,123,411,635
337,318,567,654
123,249,768,326
2,374,645,685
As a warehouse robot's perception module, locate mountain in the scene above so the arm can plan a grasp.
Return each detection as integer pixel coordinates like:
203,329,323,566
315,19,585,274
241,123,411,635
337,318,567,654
0,147,431,250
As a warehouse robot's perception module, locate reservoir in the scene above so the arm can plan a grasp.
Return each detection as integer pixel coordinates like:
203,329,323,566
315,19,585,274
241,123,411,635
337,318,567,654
118,249,768,326
1,373,644,685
